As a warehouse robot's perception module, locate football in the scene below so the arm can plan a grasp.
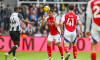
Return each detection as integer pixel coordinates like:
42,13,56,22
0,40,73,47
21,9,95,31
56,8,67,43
44,6,50,12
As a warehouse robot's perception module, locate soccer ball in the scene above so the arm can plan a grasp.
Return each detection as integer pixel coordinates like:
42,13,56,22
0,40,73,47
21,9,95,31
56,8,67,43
44,6,50,12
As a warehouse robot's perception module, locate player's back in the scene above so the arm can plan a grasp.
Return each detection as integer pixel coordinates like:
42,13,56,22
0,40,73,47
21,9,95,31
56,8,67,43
64,12,78,32
10,13,20,31
89,0,100,30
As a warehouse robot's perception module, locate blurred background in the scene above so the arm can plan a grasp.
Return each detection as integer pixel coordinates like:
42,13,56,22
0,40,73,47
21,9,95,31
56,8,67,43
0,0,88,37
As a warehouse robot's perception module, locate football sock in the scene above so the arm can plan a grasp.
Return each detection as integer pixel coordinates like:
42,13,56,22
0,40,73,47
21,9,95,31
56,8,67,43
59,46,64,56
8,45,18,55
47,46,51,57
13,50,16,57
73,46,77,59
91,53,96,60
64,46,70,54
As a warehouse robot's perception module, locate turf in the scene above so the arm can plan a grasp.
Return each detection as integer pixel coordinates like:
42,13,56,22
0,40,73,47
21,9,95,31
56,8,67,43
0,51,100,60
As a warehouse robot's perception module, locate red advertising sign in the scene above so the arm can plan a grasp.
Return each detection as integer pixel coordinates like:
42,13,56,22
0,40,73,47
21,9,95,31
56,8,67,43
0,36,100,52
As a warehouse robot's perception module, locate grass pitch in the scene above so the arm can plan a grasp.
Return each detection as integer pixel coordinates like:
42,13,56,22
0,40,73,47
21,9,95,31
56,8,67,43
0,51,100,60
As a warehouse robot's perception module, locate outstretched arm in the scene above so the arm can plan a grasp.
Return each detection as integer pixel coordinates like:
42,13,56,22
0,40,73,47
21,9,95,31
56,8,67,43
41,15,46,26
21,19,35,25
18,13,35,25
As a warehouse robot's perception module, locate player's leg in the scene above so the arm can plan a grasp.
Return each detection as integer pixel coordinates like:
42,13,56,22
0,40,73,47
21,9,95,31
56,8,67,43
72,40,77,60
12,41,20,60
5,31,20,60
55,34,64,60
64,37,71,60
72,33,77,60
47,40,52,58
64,39,70,54
46,33,53,60
57,42,64,60
91,29,99,60
91,43,97,60
5,42,19,60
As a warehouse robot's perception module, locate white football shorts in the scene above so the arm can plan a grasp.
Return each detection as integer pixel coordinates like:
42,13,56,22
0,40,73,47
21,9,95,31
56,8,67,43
91,29,100,43
64,29,76,43
47,33,61,43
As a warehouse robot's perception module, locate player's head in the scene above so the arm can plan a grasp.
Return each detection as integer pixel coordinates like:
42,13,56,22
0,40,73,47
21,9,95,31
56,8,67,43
14,7,19,12
68,4,74,11
48,9,54,18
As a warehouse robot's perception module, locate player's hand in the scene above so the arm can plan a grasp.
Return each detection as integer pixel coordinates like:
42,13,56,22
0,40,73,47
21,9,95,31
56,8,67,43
85,32,90,37
80,32,83,37
20,31,22,35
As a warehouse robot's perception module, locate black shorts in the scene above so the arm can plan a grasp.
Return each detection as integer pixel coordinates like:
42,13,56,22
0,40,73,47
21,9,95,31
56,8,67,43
10,31,20,41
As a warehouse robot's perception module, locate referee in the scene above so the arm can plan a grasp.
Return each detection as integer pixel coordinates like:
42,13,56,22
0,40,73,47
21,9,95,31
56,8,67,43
5,7,35,60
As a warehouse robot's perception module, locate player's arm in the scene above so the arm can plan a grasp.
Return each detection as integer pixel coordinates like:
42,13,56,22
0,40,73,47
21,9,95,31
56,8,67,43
59,14,65,32
21,19,35,25
77,15,83,37
85,1,92,37
54,15,59,28
18,13,35,25
77,20,83,37
41,15,46,26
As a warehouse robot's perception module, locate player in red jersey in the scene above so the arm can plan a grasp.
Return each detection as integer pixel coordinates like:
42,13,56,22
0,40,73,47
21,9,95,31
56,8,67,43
41,9,64,60
85,0,100,60
60,4,82,60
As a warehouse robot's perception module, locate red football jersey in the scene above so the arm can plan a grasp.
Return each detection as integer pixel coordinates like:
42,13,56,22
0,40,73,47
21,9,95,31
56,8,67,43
45,17,60,35
62,12,79,32
90,0,100,26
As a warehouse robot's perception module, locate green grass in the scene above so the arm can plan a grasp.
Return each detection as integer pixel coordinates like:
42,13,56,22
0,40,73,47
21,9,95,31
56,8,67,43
0,51,100,60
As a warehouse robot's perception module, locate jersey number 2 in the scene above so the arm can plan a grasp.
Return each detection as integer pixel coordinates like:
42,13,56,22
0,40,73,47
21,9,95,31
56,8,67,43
67,18,74,26
93,6,100,18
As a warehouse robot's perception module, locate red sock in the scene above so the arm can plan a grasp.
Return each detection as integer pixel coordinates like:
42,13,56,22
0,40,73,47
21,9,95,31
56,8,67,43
59,46,64,56
91,53,96,60
47,46,51,57
73,46,77,59
64,46,70,54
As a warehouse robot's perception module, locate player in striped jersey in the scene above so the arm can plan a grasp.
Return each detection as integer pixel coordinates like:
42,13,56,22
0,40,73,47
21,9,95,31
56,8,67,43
5,7,35,60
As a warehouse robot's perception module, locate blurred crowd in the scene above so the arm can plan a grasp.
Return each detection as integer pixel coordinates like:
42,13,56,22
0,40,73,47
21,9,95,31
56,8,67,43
0,0,87,37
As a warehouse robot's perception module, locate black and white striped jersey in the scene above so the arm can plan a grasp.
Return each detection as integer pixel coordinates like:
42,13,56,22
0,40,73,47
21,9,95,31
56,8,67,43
9,12,23,31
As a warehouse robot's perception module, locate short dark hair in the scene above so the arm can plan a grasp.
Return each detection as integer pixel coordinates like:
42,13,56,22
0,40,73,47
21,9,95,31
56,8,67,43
14,7,19,11
68,4,74,10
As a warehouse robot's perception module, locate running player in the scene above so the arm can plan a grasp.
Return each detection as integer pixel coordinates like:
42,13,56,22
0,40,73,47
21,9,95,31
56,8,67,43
60,4,82,60
5,7,35,60
41,9,64,60
85,0,100,60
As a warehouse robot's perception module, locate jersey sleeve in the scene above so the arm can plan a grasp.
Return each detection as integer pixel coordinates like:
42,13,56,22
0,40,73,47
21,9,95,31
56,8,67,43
61,14,65,22
77,15,80,20
86,1,92,32
18,13,23,20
